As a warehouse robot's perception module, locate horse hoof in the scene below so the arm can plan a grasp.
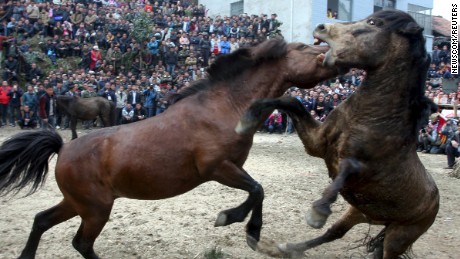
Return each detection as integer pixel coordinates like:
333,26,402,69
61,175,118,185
214,212,227,227
306,208,327,229
246,234,258,251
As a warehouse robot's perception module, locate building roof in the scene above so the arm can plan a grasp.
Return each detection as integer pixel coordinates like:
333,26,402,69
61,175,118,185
432,16,451,37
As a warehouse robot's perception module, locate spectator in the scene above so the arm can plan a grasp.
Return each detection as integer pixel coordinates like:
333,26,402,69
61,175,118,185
39,85,57,129
432,45,441,67
267,109,283,134
133,103,147,122
115,85,127,125
21,85,39,116
99,82,116,104
155,87,169,115
445,121,460,168
143,84,157,118
439,45,451,64
7,84,22,127
44,39,57,65
220,36,230,55
3,55,18,81
0,81,11,127
90,45,102,71
121,103,134,124
18,105,37,129
127,84,142,107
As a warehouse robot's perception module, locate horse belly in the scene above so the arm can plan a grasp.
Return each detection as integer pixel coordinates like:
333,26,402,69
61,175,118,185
111,166,206,200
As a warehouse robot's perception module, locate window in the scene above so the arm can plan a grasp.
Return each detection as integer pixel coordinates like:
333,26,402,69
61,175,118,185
230,1,244,16
327,0,352,21
408,4,432,36
374,0,396,12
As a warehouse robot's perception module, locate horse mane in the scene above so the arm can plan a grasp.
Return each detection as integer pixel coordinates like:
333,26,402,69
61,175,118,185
169,38,288,104
372,10,434,134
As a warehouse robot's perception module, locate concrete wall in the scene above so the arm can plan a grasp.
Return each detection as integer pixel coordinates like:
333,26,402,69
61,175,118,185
203,0,235,18
199,0,433,50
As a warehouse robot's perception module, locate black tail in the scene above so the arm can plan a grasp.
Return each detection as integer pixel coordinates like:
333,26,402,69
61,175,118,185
235,96,308,135
0,130,64,197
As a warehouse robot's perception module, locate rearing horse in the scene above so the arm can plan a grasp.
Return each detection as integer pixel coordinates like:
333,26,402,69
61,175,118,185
237,10,439,258
0,39,337,258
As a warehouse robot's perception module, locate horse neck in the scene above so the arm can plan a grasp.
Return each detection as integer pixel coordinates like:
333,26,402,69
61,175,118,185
352,55,426,137
225,63,289,114
356,57,422,111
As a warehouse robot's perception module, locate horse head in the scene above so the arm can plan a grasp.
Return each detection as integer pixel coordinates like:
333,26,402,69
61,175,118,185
283,43,338,87
314,10,427,71
313,10,433,134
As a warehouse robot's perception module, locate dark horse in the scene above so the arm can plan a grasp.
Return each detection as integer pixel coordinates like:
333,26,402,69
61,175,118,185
57,96,116,139
0,39,337,258
237,10,439,258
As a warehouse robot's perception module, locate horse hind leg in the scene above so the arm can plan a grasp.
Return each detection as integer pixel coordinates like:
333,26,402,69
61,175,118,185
19,199,78,259
381,214,437,259
211,161,264,250
72,201,114,259
269,206,371,257
307,158,362,229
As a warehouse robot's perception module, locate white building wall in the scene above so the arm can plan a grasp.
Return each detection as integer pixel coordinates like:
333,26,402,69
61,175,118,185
199,0,433,49
203,0,235,18
242,0,311,43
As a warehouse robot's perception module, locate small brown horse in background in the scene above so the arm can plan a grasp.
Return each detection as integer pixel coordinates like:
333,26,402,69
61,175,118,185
0,39,337,258
237,10,439,258
57,96,116,139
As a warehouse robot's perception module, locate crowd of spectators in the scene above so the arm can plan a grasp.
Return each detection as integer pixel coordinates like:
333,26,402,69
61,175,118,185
260,69,365,133
0,0,282,129
413,45,459,168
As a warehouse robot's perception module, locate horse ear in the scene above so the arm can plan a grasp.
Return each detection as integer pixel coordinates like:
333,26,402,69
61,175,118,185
399,22,423,35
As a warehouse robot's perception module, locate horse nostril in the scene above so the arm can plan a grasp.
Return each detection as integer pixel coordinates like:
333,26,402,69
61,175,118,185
316,24,326,31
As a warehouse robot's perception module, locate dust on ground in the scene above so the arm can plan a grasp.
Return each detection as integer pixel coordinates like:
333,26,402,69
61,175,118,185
0,126,458,259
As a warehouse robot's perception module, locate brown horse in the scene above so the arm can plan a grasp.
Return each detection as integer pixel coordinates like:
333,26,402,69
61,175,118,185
237,10,440,258
57,96,116,139
0,39,337,258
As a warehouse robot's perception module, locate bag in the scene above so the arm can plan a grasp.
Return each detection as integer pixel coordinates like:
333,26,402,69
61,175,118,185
95,60,102,69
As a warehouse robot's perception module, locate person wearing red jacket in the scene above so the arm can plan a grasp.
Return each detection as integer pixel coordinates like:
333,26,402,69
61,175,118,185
0,81,12,127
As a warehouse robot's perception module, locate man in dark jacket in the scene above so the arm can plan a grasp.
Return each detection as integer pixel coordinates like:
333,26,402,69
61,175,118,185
164,47,178,76
7,84,22,126
39,85,57,129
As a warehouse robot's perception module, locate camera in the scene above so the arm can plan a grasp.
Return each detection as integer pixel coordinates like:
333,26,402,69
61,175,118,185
421,129,426,134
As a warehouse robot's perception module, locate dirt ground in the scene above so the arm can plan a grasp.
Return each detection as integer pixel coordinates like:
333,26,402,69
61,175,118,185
0,126,459,259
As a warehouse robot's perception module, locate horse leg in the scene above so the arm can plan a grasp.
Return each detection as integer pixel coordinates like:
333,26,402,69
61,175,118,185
236,97,319,135
19,200,77,259
70,116,78,139
72,201,114,259
274,206,372,257
380,212,438,259
307,158,362,229
100,114,109,128
211,160,264,249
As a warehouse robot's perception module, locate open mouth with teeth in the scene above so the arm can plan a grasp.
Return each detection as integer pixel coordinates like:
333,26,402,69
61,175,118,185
313,36,330,65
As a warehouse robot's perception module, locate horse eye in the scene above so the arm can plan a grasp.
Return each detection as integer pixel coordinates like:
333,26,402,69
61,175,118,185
368,19,375,25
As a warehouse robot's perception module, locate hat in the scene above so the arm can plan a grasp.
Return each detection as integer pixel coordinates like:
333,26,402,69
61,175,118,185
93,45,99,50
